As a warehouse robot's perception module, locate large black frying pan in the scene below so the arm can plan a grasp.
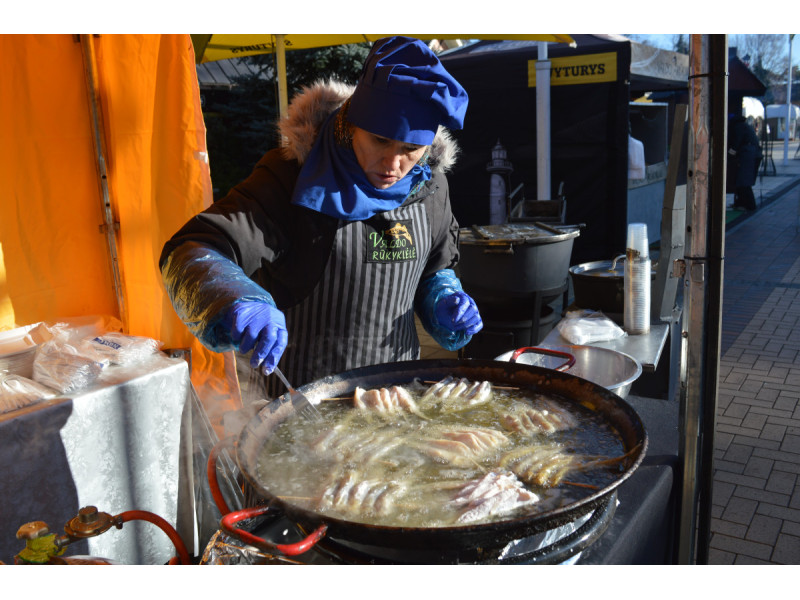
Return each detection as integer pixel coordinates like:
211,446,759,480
235,359,648,561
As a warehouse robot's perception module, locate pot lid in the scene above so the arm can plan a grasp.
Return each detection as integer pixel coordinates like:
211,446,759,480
570,261,625,278
460,222,580,246
569,259,656,279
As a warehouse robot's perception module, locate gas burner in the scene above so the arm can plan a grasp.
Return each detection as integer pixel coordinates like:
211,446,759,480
200,493,617,565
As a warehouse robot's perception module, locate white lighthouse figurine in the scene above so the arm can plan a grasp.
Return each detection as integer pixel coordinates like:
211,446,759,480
486,140,513,224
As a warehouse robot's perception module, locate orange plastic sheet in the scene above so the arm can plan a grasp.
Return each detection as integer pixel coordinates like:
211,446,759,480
0,34,240,435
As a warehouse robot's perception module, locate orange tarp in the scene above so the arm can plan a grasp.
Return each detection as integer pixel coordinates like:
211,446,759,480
0,34,239,433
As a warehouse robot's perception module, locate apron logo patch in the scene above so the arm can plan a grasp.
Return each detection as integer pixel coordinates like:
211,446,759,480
365,220,417,263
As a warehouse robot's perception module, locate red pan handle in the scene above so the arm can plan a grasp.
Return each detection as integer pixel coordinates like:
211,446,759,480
208,438,328,556
509,346,576,371
220,506,328,556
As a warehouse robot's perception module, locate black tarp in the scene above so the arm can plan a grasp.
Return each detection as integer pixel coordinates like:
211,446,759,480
440,35,686,264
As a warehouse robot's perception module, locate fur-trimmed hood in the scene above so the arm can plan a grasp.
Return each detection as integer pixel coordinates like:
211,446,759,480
277,79,461,173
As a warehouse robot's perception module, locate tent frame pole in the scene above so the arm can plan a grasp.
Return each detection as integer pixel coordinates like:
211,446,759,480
536,42,552,201
79,34,128,329
676,33,727,564
276,34,289,119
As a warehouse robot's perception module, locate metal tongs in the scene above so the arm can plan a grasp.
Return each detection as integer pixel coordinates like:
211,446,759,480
273,366,323,422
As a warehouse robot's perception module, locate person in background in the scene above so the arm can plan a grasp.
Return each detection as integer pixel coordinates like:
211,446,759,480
728,112,763,212
160,36,482,398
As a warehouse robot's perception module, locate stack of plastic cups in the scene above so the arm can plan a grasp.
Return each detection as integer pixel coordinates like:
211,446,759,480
624,223,651,335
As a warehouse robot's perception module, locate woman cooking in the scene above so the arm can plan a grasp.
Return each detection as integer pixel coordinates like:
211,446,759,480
160,36,483,397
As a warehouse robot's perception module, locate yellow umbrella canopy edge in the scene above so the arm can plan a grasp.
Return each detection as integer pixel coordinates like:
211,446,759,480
191,34,576,118
190,34,575,63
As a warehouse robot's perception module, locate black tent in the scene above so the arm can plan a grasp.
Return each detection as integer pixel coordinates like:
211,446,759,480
440,35,688,264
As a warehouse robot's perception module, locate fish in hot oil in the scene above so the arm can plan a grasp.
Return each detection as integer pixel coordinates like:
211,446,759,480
450,470,539,524
420,376,493,410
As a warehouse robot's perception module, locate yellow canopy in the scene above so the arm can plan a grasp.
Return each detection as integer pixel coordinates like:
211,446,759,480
192,33,576,120
191,34,576,63
0,34,239,435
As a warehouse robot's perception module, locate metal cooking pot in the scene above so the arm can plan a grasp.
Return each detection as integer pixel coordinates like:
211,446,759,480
459,223,580,296
495,346,642,399
569,257,656,314
235,359,648,561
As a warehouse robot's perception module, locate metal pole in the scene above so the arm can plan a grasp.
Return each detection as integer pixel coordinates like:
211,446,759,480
783,34,794,166
536,42,551,201
676,34,727,564
79,34,128,330
276,34,289,120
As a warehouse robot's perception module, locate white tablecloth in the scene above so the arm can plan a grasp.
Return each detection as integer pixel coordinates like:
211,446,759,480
0,353,204,564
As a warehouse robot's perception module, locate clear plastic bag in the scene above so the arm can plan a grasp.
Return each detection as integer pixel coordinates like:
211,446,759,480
30,319,165,394
79,332,163,365
32,327,105,394
0,373,56,413
556,309,627,345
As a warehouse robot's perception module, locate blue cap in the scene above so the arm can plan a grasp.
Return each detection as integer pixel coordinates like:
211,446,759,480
348,36,468,146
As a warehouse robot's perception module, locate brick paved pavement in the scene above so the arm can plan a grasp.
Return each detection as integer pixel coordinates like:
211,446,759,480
709,149,800,565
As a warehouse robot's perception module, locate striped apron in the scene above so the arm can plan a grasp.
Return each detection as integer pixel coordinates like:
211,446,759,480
265,200,432,398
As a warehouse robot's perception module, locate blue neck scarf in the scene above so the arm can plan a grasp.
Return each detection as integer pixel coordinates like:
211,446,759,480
290,110,432,221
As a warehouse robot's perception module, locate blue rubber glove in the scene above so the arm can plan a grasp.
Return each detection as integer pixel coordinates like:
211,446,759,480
223,302,288,374
434,292,483,336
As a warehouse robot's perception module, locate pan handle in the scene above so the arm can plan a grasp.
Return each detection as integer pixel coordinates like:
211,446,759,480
509,347,576,371
220,506,328,556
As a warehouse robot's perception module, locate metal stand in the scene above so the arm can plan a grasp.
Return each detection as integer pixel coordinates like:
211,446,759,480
508,181,567,224
760,127,776,177
461,281,569,359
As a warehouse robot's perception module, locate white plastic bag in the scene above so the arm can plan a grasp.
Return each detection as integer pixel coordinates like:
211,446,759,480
79,332,163,365
556,309,627,345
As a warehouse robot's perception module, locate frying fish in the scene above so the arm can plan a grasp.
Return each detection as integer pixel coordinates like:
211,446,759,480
499,443,636,488
354,385,423,416
310,420,404,464
421,377,493,410
500,398,579,435
318,470,405,517
412,426,510,467
451,470,539,524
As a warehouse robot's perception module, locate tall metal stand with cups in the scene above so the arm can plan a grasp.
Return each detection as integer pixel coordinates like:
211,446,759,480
624,223,650,335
